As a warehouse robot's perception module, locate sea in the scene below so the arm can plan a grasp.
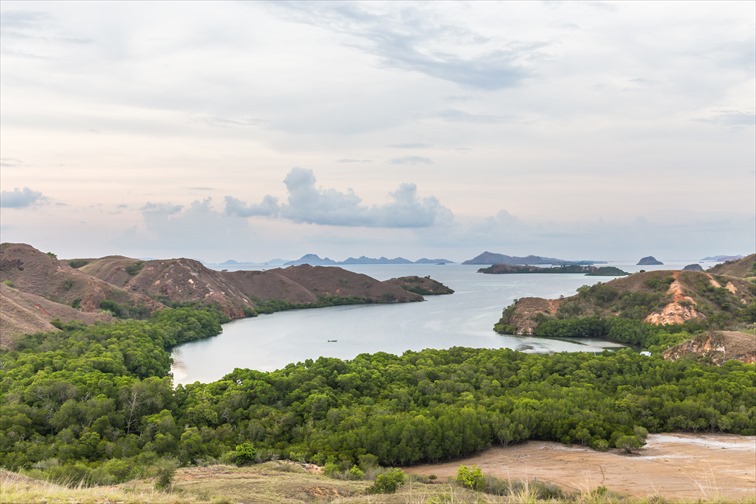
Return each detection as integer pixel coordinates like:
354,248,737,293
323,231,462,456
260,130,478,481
171,259,705,385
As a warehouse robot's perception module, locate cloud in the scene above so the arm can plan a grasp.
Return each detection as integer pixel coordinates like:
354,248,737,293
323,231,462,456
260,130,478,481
189,116,265,128
225,167,452,228
390,156,433,165
142,202,183,216
389,143,431,149
697,110,755,127
139,198,254,252
224,194,280,217
0,10,52,31
0,187,46,208
337,158,372,164
269,2,536,90
0,158,23,168
436,109,513,124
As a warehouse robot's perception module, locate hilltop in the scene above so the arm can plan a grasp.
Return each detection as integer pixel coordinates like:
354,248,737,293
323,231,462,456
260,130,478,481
706,253,755,279
495,269,755,337
0,243,453,345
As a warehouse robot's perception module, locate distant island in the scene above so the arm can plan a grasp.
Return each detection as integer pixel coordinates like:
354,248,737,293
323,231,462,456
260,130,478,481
637,256,663,265
479,264,629,276
700,255,744,262
682,263,704,271
462,251,606,266
284,254,453,266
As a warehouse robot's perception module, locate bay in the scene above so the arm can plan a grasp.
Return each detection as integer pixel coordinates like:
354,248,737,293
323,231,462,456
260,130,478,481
171,260,697,384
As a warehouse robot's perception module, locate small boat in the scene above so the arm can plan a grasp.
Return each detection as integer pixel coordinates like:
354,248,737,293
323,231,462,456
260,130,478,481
327,339,338,343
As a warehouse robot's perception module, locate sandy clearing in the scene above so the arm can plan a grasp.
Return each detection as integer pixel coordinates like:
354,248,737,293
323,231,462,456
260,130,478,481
404,433,756,501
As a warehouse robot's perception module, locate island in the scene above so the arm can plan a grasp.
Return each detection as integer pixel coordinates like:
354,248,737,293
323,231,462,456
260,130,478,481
284,253,454,266
637,256,663,265
462,250,606,266
478,264,629,276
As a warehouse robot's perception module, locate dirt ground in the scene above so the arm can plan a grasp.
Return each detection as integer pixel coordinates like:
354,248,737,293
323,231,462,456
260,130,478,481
405,433,756,501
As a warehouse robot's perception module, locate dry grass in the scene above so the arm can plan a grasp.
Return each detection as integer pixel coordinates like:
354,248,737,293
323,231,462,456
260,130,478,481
3,463,755,504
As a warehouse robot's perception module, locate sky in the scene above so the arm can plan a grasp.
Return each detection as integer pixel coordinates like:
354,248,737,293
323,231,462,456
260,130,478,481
1,1,754,263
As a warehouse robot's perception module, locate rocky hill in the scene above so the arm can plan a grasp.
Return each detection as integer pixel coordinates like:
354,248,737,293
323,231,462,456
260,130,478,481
707,254,755,279
0,283,113,349
384,276,455,295
1,243,452,344
663,331,755,365
79,256,428,318
496,269,755,335
0,243,162,317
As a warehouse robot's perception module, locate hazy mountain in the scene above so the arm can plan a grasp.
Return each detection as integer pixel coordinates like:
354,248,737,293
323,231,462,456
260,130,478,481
462,251,604,266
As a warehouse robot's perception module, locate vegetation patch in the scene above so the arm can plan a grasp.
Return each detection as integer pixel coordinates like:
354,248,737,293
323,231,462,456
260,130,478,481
125,261,144,276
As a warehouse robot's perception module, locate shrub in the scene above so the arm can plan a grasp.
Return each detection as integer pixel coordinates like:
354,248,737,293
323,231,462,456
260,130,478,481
125,261,144,276
456,464,485,491
347,464,365,480
234,442,257,466
153,458,178,491
367,468,406,494
68,259,89,269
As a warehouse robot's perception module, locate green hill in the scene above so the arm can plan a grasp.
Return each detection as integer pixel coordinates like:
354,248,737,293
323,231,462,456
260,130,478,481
495,269,755,336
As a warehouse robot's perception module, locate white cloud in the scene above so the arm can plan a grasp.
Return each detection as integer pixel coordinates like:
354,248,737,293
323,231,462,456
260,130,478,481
225,167,453,228
0,187,46,208
224,195,280,218
389,156,432,165
138,199,254,253
269,2,537,90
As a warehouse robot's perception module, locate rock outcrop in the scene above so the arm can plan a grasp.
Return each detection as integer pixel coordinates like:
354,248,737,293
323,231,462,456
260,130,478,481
663,331,756,365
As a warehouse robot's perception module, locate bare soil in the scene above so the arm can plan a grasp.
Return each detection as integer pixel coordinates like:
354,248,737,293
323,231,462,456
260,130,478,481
405,433,756,501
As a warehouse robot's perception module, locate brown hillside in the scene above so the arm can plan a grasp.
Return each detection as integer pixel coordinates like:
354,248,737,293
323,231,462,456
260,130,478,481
225,269,320,305
1,243,443,340
384,276,455,295
663,331,756,364
77,255,144,287
275,265,423,303
0,283,113,350
0,243,163,315
707,254,756,279
498,269,755,335
81,256,425,318
105,257,256,318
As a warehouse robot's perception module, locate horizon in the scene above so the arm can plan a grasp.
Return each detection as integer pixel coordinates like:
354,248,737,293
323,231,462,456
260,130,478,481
1,1,754,262
2,240,747,267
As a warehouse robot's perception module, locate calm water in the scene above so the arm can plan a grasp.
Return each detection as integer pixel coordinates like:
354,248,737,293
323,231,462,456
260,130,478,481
171,260,699,384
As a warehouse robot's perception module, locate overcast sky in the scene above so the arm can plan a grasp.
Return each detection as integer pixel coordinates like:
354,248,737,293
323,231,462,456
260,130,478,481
1,1,754,263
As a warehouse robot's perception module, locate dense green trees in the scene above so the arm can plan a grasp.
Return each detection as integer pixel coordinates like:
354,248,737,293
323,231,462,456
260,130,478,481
0,307,754,486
